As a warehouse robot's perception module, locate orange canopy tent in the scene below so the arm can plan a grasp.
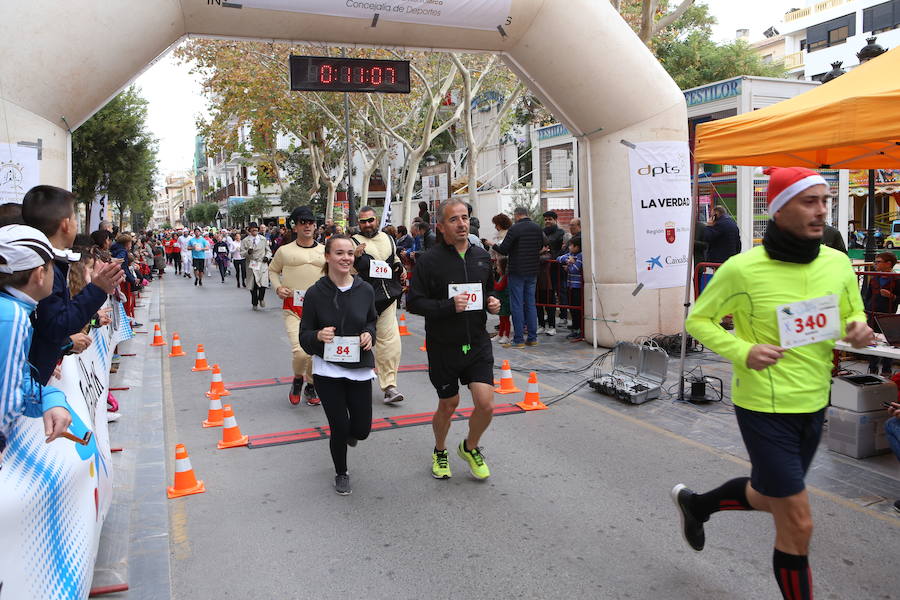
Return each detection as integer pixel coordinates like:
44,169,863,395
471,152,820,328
694,47,900,169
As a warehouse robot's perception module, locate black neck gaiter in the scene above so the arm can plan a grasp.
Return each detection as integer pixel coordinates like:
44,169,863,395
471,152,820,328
762,220,821,264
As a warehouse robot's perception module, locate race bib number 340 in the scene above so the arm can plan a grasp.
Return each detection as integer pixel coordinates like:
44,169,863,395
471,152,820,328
324,336,360,363
776,294,841,349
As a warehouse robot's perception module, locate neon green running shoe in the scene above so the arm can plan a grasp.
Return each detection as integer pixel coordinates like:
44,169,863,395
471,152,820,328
432,449,452,479
457,440,490,480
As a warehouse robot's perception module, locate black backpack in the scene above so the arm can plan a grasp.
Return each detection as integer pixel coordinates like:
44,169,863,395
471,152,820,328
352,234,404,314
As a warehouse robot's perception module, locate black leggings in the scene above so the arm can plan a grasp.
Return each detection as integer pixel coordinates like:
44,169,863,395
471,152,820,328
233,259,246,286
217,259,228,282
313,375,372,475
172,253,182,274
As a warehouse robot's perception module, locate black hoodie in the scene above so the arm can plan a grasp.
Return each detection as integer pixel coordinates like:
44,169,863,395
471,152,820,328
299,275,378,370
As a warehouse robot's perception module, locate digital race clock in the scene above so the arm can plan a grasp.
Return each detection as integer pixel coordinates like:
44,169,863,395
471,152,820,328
289,55,411,94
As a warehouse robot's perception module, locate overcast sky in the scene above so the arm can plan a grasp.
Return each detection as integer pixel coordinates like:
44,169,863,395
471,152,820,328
134,1,799,182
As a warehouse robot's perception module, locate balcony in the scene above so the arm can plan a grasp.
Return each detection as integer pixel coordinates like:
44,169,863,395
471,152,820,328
784,51,805,69
784,0,847,23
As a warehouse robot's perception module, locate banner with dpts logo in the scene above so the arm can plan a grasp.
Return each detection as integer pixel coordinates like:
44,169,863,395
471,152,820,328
628,141,693,290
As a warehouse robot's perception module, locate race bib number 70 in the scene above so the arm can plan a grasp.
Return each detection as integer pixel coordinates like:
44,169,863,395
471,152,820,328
776,294,841,349
448,283,483,311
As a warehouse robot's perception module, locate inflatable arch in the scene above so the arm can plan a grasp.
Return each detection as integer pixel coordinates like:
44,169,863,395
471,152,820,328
2,0,688,345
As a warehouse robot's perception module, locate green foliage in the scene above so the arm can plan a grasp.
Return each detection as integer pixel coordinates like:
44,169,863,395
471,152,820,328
72,86,158,231
185,202,219,225
508,183,542,222
280,148,326,215
228,201,250,224
657,33,787,89
243,195,273,222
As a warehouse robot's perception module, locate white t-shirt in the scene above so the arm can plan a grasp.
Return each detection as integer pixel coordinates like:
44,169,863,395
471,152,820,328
228,239,243,260
312,283,375,381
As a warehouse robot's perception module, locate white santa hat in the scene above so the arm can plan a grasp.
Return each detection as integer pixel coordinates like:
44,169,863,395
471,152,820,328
765,167,828,216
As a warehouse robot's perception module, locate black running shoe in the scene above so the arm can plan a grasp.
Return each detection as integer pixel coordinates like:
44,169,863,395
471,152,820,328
894,499,900,514
305,384,320,406
335,473,351,495
289,378,303,406
671,484,705,551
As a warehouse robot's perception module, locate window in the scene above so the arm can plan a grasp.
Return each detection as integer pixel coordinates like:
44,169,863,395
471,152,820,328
800,39,807,51
806,13,855,52
828,25,849,45
762,53,773,64
863,1,899,34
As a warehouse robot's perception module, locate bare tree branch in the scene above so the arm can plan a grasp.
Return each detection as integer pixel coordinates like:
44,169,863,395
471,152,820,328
649,0,695,41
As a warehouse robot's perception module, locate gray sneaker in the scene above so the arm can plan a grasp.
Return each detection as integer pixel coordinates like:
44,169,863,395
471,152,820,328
259,299,266,308
383,386,404,404
335,473,351,495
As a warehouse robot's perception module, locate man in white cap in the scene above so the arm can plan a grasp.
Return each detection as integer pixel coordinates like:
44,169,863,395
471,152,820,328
177,228,192,278
0,224,72,449
672,167,873,600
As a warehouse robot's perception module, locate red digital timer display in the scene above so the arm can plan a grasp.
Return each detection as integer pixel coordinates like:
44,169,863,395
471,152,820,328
289,56,411,94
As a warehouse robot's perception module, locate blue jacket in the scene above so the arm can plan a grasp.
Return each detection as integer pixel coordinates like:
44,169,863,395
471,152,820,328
704,215,742,264
0,290,67,439
110,242,135,285
558,252,583,289
30,260,108,384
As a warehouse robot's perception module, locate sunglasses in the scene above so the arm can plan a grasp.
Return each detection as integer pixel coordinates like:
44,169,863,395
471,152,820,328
359,217,377,224
297,220,316,225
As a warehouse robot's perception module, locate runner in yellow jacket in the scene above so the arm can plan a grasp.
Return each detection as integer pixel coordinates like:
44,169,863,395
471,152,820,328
672,167,874,600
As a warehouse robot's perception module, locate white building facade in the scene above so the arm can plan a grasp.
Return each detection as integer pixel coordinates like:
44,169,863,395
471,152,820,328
779,0,900,79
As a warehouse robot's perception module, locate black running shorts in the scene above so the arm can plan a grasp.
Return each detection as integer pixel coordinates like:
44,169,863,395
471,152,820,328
734,405,825,498
426,340,494,399
192,257,206,272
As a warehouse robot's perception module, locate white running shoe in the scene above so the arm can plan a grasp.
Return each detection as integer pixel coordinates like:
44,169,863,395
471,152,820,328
536,327,546,335
496,335,509,344
545,327,556,336
107,412,121,423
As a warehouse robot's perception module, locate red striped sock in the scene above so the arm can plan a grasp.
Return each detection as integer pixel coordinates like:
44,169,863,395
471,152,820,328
773,548,813,600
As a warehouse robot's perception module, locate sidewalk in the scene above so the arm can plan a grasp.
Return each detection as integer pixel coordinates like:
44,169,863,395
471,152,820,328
91,283,170,599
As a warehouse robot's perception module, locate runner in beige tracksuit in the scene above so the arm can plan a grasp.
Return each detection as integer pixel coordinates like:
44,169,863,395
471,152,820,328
270,206,325,406
352,206,404,404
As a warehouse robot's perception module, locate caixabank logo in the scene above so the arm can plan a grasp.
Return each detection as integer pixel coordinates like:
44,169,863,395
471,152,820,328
645,254,688,271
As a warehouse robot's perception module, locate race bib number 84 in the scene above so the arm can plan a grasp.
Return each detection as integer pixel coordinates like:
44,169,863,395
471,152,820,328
324,336,360,363
776,294,841,349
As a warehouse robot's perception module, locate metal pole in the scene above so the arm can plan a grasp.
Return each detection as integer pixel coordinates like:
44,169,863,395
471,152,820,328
677,162,702,402
865,169,876,262
342,48,356,227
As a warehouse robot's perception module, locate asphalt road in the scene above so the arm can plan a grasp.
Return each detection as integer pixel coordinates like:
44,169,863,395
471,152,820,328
158,272,899,600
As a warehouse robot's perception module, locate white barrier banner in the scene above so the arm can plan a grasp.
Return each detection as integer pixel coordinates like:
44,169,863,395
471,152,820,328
239,0,511,31
0,301,132,599
628,141,693,290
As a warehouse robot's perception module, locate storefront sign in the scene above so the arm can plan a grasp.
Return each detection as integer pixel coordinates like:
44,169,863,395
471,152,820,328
0,301,132,600
537,123,570,141
684,78,741,107
629,141,693,290
239,0,512,31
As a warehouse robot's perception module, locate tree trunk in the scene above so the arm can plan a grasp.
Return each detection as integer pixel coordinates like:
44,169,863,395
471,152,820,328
400,149,424,227
325,180,336,221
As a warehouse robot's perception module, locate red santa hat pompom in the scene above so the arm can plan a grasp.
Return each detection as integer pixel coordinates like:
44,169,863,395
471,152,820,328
764,167,827,217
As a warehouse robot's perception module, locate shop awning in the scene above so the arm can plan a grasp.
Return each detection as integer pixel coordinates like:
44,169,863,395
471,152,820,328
694,47,900,169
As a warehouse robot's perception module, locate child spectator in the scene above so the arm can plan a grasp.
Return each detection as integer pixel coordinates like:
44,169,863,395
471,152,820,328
558,238,583,340
0,224,72,455
22,185,123,385
494,257,511,344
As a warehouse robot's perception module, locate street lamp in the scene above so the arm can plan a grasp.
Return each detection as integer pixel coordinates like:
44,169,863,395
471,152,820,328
857,37,888,262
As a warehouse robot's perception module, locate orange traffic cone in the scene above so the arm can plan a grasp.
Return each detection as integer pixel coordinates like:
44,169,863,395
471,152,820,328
150,324,166,347
166,444,206,498
419,339,427,352
398,313,411,336
205,364,231,397
191,344,211,372
494,360,522,394
217,404,248,449
168,333,186,357
202,392,224,428
516,372,548,411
